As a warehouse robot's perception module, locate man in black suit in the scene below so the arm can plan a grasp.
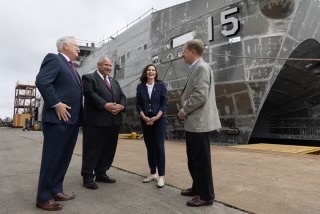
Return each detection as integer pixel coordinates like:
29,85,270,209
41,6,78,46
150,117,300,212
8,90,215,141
35,36,83,211
81,57,126,189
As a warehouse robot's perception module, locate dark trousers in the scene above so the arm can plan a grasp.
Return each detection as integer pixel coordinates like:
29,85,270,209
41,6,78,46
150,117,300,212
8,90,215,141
185,131,214,201
37,122,79,202
141,116,166,176
81,125,120,180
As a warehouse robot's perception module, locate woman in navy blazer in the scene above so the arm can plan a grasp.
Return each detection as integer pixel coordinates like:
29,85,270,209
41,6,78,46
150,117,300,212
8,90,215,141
136,64,168,188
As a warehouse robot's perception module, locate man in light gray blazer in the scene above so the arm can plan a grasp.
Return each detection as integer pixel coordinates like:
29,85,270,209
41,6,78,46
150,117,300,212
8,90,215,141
178,39,221,207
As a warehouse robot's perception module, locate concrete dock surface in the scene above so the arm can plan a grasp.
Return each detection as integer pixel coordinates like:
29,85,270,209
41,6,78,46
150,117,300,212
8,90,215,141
1,127,319,213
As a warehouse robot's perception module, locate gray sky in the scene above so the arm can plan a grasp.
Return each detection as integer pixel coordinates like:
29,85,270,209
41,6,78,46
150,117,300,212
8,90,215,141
0,0,188,119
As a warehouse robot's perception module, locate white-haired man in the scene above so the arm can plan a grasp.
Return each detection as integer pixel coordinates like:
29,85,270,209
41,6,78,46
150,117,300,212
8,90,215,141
35,36,83,211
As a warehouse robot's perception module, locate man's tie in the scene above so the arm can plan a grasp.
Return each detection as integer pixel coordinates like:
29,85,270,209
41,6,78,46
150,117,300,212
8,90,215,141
69,61,81,85
104,75,112,91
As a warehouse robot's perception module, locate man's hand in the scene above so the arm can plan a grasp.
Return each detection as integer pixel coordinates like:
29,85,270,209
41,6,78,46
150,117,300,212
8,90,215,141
112,104,124,115
104,102,116,112
178,110,187,120
55,103,71,121
104,103,124,115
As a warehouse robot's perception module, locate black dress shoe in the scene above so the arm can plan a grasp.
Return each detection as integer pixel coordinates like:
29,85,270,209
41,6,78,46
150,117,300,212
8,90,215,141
83,181,99,189
186,196,213,207
181,188,197,196
95,175,116,183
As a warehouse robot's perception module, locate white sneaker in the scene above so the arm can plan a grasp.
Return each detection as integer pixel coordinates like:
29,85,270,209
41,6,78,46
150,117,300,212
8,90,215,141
157,177,165,188
142,174,157,183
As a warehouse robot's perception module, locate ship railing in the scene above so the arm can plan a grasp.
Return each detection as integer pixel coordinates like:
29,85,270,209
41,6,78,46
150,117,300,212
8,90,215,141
95,7,156,48
76,40,97,49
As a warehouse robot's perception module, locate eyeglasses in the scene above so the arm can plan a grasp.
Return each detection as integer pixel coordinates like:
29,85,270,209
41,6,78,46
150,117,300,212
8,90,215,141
67,43,79,48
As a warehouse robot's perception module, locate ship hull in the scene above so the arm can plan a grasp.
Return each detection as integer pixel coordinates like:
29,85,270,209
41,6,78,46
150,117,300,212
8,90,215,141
78,0,320,145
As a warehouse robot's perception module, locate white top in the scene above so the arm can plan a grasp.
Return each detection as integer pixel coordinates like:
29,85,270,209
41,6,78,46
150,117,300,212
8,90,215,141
146,83,154,99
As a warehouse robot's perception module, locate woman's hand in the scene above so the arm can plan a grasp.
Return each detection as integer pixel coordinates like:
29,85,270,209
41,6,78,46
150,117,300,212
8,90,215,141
146,116,159,125
142,115,151,123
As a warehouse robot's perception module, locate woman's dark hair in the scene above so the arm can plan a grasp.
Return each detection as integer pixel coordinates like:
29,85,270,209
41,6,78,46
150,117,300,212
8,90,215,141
139,64,159,83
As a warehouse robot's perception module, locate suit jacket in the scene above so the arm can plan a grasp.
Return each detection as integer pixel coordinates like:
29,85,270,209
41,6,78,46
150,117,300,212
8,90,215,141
36,53,83,124
181,59,221,132
82,71,127,126
136,81,168,117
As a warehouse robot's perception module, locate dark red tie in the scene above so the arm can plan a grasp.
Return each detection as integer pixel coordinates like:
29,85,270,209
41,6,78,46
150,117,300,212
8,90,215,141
104,76,112,91
69,61,81,85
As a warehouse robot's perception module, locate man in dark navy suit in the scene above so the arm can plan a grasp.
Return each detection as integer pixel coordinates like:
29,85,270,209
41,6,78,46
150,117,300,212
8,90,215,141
35,36,83,211
81,57,126,189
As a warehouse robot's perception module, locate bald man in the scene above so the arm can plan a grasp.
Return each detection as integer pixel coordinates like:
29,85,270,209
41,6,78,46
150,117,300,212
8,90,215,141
81,57,126,189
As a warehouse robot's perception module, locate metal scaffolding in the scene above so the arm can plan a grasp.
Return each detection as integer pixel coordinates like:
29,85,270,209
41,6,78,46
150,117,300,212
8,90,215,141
14,82,39,114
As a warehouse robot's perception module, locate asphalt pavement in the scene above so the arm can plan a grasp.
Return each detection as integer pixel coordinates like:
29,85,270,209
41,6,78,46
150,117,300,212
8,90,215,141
0,128,246,214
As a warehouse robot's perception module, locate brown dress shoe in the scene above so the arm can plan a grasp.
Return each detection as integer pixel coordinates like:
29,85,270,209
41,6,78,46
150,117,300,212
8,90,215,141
36,200,63,211
186,196,213,207
53,192,75,201
181,188,197,196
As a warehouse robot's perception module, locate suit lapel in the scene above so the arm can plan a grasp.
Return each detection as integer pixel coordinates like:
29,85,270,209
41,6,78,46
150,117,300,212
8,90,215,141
180,59,202,96
109,77,115,92
150,82,156,99
58,53,81,87
94,70,105,88
95,71,113,92
181,67,195,96
142,84,149,100
151,82,160,99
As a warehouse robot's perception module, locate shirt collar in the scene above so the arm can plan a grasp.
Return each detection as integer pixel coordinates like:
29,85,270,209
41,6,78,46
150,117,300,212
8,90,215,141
97,70,109,80
60,53,70,62
189,58,201,70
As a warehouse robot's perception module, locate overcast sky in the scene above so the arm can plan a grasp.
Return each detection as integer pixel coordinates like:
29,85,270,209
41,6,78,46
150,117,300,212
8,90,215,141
0,0,188,119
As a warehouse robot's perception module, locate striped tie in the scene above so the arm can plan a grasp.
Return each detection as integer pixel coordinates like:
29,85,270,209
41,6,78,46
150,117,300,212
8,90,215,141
69,61,81,85
104,76,112,91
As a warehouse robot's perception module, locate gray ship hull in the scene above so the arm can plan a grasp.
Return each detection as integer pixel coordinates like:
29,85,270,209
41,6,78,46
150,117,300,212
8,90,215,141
78,0,320,145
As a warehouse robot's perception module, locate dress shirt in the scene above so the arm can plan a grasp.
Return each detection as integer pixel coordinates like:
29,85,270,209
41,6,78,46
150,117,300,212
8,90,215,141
97,70,111,85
